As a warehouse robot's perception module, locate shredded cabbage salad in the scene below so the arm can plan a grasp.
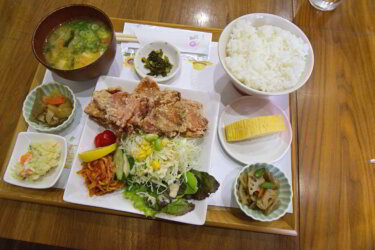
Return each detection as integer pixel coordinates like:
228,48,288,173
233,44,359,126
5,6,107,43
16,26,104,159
121,133,200,194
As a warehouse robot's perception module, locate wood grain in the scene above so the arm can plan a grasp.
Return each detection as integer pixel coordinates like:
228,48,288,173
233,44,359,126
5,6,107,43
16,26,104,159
296,27,375,250
0,199,298,250
0,0,293,171
0,18,299,236
292,1,375,249
0,1,297,249
1,0,375,249
293,0,375,33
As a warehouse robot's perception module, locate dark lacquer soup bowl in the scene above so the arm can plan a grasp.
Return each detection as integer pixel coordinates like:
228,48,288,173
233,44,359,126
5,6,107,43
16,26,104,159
32,4,116,81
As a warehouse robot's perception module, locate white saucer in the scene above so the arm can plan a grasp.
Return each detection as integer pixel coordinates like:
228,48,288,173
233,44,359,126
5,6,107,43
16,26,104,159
218,96,292,165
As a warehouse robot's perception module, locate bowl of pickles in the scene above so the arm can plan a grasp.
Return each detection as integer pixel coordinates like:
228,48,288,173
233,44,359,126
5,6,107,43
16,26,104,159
134,41,181,82
23,82,77,132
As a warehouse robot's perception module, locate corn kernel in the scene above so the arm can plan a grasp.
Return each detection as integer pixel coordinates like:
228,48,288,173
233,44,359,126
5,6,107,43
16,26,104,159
136,142,153,161
146,148,153,155
136,150,146,161
161,138,169,147
152,160,161,171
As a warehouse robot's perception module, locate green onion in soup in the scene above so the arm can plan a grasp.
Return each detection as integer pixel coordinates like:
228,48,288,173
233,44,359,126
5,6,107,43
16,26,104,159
43,18,111,70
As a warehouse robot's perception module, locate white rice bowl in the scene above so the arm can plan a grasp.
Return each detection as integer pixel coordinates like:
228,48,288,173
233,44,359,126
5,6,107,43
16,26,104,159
225,20,309,92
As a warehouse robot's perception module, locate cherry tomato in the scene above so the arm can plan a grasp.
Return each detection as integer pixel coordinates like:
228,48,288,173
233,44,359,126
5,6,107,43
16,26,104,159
95,130,117,147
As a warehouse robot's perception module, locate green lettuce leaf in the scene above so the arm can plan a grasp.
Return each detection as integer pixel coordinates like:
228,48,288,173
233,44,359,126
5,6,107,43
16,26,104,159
184,171,198,195
161,199,195,216
123,184,158,217
185,170,220,200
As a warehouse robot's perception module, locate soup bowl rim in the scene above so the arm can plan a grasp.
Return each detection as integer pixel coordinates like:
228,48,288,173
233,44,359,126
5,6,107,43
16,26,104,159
32,4,115,74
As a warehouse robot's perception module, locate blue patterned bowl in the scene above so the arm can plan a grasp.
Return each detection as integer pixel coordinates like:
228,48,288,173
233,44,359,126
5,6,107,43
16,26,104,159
23,82,77,132
234,163,293,222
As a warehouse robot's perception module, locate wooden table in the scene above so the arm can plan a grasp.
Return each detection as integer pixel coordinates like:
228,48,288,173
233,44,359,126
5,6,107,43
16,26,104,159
0,0,374,249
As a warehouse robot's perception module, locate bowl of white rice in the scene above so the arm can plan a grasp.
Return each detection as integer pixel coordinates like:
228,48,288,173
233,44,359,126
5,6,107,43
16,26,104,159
218,13,314,96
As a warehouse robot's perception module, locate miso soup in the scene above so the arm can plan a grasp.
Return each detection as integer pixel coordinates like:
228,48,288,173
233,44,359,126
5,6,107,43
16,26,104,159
43,18,111,70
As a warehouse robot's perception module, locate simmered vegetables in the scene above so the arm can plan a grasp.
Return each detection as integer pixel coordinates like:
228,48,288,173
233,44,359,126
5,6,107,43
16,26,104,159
31,88,73,126
238,168,281,215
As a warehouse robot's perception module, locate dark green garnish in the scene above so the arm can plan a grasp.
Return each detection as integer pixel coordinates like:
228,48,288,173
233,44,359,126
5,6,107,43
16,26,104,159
161,199,195,216
141,49,173,77
184,171,198,195
127,155,135,170
124,183,195,217
184,170,220,200
255,168,265,178
122,169,219,217
260,182,275,189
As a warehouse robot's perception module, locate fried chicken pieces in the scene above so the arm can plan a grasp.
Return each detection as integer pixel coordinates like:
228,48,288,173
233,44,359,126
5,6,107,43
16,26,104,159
84,77,208,137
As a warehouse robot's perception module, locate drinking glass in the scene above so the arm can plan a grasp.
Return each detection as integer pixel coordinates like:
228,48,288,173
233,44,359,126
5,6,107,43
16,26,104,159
309,0,343,11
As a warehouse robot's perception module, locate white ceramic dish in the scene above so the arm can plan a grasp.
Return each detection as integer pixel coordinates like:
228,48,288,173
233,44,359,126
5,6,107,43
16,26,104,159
63,76,221,225
134,41,181,82
218,96,292,164
218,13,314,96
234,163,292,222
4,132,67,189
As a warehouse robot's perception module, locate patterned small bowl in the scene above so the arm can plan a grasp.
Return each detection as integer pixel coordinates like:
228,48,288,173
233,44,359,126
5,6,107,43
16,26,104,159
23,82,77,132
234,163,292,222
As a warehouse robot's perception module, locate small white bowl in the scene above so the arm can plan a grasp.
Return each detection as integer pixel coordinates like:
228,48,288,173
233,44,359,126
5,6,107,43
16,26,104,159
218,13,314,96
23,82,77,132
234,163,292,222
4,132,67,189
134,41,181,82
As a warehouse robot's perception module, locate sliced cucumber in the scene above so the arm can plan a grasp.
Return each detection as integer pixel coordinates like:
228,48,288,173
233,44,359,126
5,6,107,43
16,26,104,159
114,148,124,180
123,153,130,178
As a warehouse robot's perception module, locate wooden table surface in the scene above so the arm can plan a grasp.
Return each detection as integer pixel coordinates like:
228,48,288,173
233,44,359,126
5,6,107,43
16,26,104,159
0,0,374,249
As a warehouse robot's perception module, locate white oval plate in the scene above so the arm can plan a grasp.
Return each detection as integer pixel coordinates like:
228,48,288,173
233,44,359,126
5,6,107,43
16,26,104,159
134,41,181,82
218,96,292,164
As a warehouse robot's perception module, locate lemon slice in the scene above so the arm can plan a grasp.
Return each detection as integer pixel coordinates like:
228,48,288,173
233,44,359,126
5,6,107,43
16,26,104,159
79,143,117,162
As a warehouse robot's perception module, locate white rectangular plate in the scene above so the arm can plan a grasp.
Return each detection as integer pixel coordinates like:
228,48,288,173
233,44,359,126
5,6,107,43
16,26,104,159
4,132,67,189
63,76,221,225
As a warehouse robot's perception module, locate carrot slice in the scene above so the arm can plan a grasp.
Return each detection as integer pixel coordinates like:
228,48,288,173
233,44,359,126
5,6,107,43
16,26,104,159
20,152,32,165
43,96,65,105
258,187,265,198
